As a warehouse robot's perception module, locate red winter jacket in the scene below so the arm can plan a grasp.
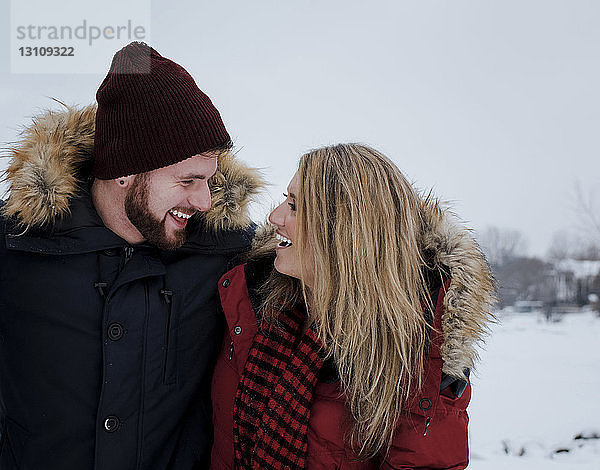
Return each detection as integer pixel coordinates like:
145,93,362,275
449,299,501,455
210,260,474,469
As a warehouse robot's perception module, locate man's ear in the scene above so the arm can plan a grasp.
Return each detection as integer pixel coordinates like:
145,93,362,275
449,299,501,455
115,175,135,188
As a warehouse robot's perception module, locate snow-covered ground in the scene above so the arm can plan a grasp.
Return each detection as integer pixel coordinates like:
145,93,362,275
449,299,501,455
469,309,600,469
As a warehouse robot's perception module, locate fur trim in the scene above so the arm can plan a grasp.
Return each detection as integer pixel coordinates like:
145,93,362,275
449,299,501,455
204,152,264,231
1,104,264,232
2,105,96,228
420,198,497,379
250,200,497,379
249,223,279,259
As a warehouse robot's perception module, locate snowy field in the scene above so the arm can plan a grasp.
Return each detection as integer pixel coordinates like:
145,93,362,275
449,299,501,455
469,309,600,469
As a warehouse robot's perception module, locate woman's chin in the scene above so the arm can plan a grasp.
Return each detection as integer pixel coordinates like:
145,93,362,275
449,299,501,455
273,259,297,280
273,262,291,278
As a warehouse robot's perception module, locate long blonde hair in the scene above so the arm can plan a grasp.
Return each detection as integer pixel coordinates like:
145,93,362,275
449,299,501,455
262,143,433,458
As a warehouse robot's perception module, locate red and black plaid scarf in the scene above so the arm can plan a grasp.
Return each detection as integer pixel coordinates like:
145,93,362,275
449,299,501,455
232,306,326,469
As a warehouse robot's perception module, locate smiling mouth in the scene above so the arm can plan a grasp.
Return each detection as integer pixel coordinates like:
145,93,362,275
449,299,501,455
276,233,293,247
169,209,194,220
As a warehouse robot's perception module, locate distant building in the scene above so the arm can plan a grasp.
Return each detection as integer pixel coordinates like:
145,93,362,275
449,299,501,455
553,259,600,305
493,257,600,311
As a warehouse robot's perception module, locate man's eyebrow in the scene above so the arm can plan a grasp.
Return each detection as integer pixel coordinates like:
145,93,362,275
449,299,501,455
177,174,209,180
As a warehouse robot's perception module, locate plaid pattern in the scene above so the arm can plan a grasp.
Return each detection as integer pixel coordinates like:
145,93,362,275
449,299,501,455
233,306,326,469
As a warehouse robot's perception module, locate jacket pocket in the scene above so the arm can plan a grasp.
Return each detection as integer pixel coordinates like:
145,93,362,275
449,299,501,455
0,415,30,468
161,289,182,385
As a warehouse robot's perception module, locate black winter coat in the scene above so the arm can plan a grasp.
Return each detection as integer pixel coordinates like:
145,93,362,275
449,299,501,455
0,106,264,470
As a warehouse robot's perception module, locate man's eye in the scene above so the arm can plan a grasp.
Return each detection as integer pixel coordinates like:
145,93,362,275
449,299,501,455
181,180,194,186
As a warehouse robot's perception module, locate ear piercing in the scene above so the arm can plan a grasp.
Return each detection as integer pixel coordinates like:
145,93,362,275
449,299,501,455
119,180,125,185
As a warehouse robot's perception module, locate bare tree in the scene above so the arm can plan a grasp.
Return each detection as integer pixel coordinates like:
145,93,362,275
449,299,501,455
493,256,551,308
547,230,572,261
574,181,600,244
477,226,528,267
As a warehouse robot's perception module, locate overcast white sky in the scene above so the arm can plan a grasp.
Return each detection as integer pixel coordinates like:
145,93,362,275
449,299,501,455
1,0,599,256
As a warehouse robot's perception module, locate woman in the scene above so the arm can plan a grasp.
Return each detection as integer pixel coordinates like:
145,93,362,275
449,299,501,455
211,144,495,469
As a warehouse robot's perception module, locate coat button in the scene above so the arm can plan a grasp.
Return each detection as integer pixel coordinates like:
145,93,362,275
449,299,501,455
222,279,231,288
104,415,120,432
107,323,124,341
233,326,242,335
419,398,433,411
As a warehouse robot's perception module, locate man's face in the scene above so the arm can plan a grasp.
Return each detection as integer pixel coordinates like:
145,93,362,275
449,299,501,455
124,154,218,250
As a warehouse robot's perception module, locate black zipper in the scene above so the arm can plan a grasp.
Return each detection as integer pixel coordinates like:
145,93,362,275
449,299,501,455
123,246,134,266
161,289,176,385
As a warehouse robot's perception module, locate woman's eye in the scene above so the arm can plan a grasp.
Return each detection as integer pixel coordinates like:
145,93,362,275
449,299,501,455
283,193,296,212
181,180,193,186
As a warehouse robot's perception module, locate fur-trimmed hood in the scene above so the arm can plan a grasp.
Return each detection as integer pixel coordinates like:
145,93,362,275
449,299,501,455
249,198,496,380
419,197,497,378
1,104,264,232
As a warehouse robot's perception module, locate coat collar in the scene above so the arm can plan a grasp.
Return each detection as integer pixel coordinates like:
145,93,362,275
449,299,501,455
3,188,253,256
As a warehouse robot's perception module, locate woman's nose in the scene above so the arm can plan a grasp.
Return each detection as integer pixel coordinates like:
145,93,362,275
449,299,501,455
268,202,286,226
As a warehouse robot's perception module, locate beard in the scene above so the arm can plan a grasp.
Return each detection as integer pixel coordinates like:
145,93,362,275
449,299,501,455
124,174,187,250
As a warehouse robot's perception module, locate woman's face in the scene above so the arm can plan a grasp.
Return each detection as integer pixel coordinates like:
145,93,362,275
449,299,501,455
268,171,314,287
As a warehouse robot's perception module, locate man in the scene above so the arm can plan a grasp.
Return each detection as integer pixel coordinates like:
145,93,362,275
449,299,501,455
0,42,263,469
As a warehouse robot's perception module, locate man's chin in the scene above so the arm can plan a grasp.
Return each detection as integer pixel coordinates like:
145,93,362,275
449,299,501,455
136,226,185,251
156,229,186,251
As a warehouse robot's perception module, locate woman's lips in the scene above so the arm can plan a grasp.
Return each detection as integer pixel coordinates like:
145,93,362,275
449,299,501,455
275,232,293,248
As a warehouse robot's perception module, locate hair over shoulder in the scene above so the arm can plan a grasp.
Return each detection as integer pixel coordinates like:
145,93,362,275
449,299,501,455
262,143,439,458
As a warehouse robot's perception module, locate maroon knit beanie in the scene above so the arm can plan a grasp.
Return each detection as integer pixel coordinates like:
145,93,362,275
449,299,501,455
93,42,231,179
